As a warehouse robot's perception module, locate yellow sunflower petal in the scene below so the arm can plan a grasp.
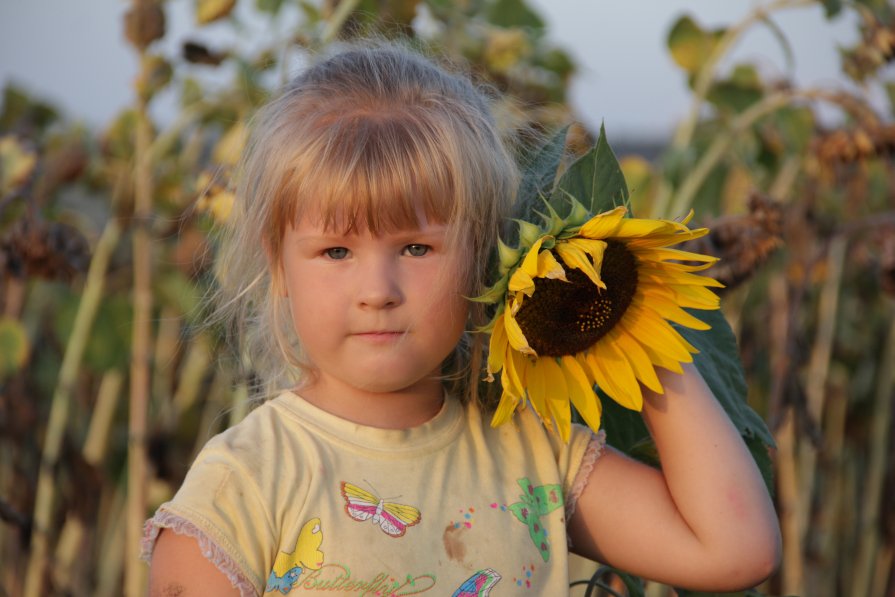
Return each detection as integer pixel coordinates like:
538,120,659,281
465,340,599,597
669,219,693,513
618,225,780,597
555,241,606,289
608,328,664,394
491,391,521,427
584,349,631,410
629,303,700,353
578,206,627,239
637,337,686,374
667,284,722,310
540,357,571,441
526,358,550,424
626,227,710,249
487,311,508,377
503,307,536,355
591,340,643,411
508,269,535,295
638,266,725,288
619,306,695,362
519,237,546,276
503,345,527,400
636,246,719,264
631,293,711,331
561,355,602,432
611,217,679,238
536,249,567,280
576,353,596,386
508,237,547,295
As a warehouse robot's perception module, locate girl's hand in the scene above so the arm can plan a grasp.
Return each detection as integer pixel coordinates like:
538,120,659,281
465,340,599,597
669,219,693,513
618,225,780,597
567,362,781,592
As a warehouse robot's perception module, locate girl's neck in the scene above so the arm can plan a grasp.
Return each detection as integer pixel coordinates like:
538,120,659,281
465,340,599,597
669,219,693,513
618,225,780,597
294,376,446,429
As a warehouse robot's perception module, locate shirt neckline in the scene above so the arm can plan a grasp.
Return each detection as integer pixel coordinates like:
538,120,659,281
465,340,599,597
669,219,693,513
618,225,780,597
271,390,465,454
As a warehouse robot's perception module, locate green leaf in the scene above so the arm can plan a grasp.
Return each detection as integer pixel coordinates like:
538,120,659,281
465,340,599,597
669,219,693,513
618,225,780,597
487,0,545,32
0,84,59,133
679,309,775,447
550,123,629,217
157,269,203,323
181,77,204,107
535,48,575,80
511,126,567,241
885,82,895,118
55,290,133,372
706,65,764,114
771,106,815,154
0,317,29,378
256,0,286,14
298,0,321,22
820,0,843,17
667,15,720,75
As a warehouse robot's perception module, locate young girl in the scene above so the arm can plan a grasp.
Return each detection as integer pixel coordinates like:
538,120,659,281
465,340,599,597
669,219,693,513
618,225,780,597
143,43,781,596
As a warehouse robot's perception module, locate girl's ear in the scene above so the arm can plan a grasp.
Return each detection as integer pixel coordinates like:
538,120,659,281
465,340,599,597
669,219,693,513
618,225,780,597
263,238,288,298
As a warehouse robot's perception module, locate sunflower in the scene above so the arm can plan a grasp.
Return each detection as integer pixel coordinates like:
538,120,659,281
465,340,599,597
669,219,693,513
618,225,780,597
481,203,723,441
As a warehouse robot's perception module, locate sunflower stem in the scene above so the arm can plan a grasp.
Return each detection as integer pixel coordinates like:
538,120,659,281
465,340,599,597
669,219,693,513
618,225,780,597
126,19,156,593
848,311,895,597
669,0,814,153
769,273,804,596
797,236,846,543
22,217,122,597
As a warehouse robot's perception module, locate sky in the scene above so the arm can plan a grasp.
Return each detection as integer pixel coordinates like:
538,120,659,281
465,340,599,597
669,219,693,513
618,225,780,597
0,0,866,140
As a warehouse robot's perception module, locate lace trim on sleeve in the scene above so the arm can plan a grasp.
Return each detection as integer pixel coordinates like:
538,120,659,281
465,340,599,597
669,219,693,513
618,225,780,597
142,511,258,597
565,429,607,522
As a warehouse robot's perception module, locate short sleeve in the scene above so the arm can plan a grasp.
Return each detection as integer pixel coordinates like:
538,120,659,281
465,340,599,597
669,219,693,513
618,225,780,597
545,423,607,520
142,451,275,596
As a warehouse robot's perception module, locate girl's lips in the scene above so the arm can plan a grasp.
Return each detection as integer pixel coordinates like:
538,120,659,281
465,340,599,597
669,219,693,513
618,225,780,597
352,331,406,342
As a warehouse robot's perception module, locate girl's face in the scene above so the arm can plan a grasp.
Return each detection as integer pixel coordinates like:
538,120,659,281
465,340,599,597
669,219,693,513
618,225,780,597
278,213,469,423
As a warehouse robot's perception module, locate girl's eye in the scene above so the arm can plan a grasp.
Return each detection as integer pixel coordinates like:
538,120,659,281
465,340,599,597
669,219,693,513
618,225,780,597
403,244,430,257
324,247,349,260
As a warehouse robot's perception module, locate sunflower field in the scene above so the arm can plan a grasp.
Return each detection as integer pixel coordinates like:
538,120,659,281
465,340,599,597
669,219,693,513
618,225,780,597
1,0,893,596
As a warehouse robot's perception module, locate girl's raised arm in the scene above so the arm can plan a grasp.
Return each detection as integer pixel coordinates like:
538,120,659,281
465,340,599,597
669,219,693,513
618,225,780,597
567,362,781,592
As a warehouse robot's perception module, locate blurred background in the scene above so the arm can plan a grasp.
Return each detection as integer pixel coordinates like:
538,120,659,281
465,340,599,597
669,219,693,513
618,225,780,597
0,0,893,595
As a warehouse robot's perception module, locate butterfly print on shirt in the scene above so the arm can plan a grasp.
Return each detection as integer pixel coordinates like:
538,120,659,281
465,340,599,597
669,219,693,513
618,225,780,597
340,481,422,537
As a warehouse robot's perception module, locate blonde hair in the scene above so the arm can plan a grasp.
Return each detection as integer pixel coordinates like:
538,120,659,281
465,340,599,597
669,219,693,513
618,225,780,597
212,42,518,405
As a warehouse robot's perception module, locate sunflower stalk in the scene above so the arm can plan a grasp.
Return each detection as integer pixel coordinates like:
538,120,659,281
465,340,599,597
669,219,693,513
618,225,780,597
652,0,813,217
797,236,846,539
669,0,812,152
666,89,796,218
661,85,880,218
22,216,122,597
811,374,848,593
321,0,363,44
848,312,895,597
126,34,156,597
151,307,181,429
769,274,804,596
83,369,125,467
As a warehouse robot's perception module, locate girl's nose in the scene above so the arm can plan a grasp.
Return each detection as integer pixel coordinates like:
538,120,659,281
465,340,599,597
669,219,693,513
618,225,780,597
357,259,404,309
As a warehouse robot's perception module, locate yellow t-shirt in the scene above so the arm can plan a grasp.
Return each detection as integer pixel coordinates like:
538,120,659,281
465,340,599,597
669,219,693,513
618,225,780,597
142,392,604,596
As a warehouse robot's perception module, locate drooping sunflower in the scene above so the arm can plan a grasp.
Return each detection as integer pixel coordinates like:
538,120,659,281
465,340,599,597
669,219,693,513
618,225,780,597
481,202,724,441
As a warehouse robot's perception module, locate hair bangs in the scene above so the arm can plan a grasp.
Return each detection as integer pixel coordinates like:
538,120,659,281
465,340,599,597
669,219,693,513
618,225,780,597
277,109,460,238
